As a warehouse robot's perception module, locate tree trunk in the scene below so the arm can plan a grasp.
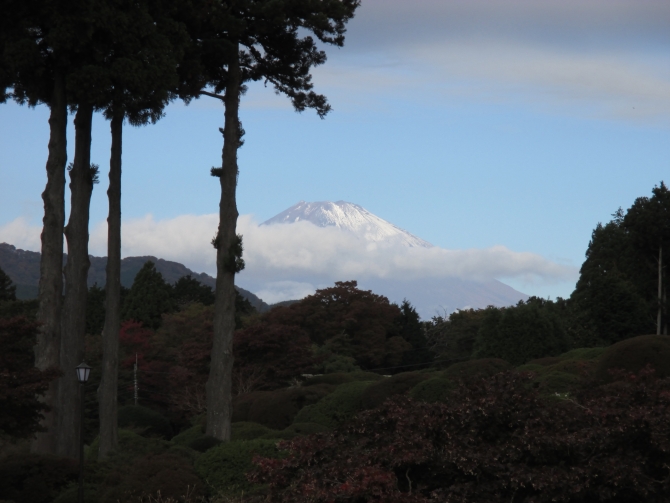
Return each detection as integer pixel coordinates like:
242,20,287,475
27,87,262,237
98,113,122,459
658,243,663,335
57,103,94,458
206,47,240,441
32,73,67,455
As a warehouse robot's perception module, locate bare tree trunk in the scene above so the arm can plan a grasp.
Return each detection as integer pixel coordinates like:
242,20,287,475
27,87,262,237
57,103,94,458
658,244,663,335
98,113,122,459
32,73,67,455
206,47,240,441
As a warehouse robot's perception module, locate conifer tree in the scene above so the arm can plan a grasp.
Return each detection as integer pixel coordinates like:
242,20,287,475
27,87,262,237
186,0,360,441
0,267,17,302
121,261,176,330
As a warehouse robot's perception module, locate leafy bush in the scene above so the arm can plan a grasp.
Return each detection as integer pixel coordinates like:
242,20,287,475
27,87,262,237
87,429,169,464
304,371,382,387
232,391,272,423
294,381,373,428
246,385,334,429
98,453,204,503
546,359,595,377
281,422,330,436
232,422,274,441
595,334,670,382
516,363,545,373
171,423,204,447
557,347,606,361
441,358,511,381
533,371,582,396
252,370,670,503
52,483,98,503
118,405,173,439
0,454,78,503
187,435,222,453
526,357,561,367
409,377,455,403
361,372,430,410
195,439,281,496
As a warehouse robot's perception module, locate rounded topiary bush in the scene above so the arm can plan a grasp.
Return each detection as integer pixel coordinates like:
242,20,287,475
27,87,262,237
547,359,595,377
171,423,205,447
87,429,169,464
442,358,511,381
282,422,330,436
595,335,670,382
118,405,173,439
99,453,204,503
52,483,98,503
409,377,455,403
232,391,272,423
304,371,382,387
195,439,281,496
187,435,223,453
0,454,78,503
247,384,334,429
231,421,274,441
558,347,606,361
533,371,582,396
294,381,374,428
361,372,430,410
516,363,546,373
526,357,562,367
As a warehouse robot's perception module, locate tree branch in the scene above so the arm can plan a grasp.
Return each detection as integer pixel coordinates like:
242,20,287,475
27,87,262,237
199,90,226,101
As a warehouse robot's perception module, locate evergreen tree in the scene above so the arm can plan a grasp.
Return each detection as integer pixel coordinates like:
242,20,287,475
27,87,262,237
397,300,432,369
186,0,360,441
0,266,16,302
174,275,216,306
121,261,176,330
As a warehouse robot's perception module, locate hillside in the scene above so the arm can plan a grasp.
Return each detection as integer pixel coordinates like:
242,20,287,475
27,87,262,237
0,243,269,311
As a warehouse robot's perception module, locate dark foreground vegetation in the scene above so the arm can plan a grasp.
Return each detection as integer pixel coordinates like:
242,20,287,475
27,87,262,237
0,190,669,500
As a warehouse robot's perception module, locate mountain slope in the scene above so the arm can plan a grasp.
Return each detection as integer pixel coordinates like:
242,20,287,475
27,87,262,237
263,200,433,248
0,242,269,311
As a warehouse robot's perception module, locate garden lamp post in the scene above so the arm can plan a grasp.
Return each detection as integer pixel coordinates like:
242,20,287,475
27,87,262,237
76,362,91,503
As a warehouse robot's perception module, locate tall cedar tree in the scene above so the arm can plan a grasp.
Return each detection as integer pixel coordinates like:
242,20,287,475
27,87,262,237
0,266,17,302
121,261,176,330
185,0,360,441
623,182,670,335
93,0,186,459
0,0,94,455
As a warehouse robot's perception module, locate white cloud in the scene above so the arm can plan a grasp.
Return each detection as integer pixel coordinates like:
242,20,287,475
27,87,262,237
0,217,41,251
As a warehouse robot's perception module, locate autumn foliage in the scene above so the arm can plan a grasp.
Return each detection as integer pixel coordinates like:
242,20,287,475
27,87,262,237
252,369,670,503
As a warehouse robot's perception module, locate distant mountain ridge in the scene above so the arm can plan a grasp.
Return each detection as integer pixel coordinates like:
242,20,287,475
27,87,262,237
262,200,433,248
0,243,269,312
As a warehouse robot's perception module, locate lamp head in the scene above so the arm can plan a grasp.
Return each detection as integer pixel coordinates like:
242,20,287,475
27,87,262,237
76,362,91,383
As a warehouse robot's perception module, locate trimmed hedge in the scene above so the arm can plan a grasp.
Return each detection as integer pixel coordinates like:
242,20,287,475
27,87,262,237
516,363,546,373
361,373,430,410
171,423,205,447
595,334,670,382
442,359,511,381
87,429,169,464
187,435,222,453
232,391,272,423
558,347,606,361
294,381,374,428
246,385,334,429
0,454,78,503
232,422,274,441
526,357,561,367
195,439,281,496
118,405,173,439
409,377,455,403
533,371,582,396
304,371,382,387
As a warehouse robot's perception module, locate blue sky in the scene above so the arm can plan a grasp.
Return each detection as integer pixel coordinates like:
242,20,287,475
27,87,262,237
1,0,669,306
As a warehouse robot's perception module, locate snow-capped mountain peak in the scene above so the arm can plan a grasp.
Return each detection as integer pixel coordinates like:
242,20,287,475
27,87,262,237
261,200,433,248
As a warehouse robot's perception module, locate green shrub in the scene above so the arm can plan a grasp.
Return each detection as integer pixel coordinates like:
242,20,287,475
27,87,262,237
232,422,274,441
195,439,281,496
87,429,169,464
282,422,330,436
516,363,546,373
52,483,98,503
99,453,204,503
294,381,374,428
303,373,354,386
246,385,334,429
533,371,582,396
547,359,595,377
361,373,430,410
442,358,511,381
118,405,173,439
595,334,670,382
558,347,606,361
232,391,272,423
187,435,222,453
526,357,561,367
0,454,78,503
171,423,205,447
409,378,455,403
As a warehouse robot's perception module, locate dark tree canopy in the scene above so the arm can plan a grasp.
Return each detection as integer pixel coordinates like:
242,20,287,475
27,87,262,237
0,266,16,302
121,261,175,330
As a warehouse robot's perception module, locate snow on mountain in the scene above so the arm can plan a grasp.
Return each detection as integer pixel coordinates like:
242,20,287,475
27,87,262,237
262,200,433,248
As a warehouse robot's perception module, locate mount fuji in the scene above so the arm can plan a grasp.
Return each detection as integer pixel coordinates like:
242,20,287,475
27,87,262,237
262,200,433,248
256,200,529,318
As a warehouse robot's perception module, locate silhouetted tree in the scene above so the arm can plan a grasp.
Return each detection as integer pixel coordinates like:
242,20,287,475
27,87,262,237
122,261,176,330
0,266,16,302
